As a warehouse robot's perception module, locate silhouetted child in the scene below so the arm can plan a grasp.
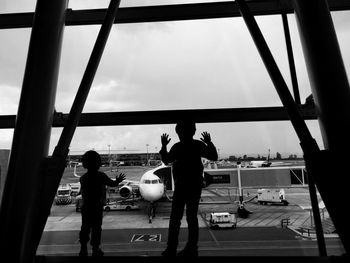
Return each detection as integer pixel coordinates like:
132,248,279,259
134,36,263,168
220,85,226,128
78,150,125,257
160,120,218,257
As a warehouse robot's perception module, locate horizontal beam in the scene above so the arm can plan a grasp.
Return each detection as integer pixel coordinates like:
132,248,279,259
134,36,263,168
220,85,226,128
1,0,350,29
0,105,317,128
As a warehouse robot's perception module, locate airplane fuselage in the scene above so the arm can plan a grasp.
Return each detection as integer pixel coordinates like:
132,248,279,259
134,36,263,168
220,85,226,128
73,164,165,202
139,169,165,202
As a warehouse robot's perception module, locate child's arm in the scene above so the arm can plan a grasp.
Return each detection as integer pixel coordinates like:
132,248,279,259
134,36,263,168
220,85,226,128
103,172,126,187
159,133,175,165
114,173,126,186
200,131,218,161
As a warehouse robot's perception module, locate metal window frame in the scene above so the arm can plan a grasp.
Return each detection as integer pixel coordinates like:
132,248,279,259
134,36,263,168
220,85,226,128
0,0,350,261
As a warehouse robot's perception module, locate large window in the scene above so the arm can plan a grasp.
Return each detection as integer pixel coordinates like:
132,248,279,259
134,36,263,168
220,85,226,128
0,0,349,258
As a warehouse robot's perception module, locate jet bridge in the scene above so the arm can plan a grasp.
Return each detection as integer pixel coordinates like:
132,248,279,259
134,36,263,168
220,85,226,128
204,166,308,189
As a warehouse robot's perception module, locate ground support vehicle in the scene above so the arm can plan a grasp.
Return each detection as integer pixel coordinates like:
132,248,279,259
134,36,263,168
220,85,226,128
104,200,139,211
257,188,289,205
209,212,237,229
55,184,72,205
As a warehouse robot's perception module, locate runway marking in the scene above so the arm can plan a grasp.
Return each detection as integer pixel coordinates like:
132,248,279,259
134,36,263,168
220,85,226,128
131,234,161,242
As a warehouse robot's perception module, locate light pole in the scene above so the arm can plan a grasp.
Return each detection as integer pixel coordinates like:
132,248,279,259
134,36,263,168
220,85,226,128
155,147,158,162
236,162,252,219
108,144,111,164
146,144,149,166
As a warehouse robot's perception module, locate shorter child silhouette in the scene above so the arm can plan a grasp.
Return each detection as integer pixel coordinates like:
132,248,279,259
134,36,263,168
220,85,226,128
78,150,125,257
160,120,218,257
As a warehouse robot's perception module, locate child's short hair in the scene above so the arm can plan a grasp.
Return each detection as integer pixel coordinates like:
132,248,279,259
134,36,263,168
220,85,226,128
82,150,102,170
175,120,196,137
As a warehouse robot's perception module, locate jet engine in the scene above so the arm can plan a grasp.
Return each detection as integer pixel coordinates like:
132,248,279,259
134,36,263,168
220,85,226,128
119,185,133,199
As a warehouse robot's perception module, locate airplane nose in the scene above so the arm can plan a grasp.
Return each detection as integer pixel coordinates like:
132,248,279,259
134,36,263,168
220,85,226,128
140,185,164,202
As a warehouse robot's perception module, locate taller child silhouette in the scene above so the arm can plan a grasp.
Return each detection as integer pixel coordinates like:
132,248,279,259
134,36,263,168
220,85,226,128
160,120,218,257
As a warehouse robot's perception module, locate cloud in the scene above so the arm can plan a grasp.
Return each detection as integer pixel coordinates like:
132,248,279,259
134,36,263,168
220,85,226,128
0,84,20,114
0,0,36,13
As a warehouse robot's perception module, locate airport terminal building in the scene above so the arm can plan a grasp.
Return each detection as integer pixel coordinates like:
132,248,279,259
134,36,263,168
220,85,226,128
67,152,161,167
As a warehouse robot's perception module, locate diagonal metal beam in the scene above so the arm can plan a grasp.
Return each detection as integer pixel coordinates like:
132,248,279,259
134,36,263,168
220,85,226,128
282,13,301,105
53,0,121,156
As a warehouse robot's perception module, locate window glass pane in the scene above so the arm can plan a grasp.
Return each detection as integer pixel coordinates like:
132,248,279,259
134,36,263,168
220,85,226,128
57,16,295,112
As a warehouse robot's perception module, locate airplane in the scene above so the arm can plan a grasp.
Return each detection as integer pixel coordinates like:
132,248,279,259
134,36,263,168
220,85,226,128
246,160,271,168
72,158,306,221
246,149,272,168
73,163,168,223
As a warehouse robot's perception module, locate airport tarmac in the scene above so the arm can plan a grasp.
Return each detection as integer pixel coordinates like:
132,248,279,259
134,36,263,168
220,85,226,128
39,187,344,257
37,227,345,257
45,188,333,232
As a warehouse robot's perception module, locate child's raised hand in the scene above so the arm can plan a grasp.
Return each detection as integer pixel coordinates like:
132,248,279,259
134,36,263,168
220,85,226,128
115,173,126,184
161,133,171,146
200,131,212,144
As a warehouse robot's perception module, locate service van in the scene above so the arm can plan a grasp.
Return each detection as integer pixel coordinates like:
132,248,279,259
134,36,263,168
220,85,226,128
209,212,237,229
55,184,72,205
257,188,288,205
103,200,139,211
69,182,80,197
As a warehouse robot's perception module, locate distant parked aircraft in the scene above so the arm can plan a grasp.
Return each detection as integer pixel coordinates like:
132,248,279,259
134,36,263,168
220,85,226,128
246,149,272,168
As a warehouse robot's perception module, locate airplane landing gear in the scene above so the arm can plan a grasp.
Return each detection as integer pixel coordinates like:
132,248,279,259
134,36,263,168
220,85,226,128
148,202,157,223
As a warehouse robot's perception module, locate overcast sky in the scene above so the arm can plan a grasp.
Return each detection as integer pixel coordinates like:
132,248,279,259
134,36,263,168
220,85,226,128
1,1,350,158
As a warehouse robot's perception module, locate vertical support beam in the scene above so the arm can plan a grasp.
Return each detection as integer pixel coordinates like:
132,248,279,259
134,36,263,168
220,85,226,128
282,13,301,105
33,2,121,247
0,0,68,262
235,0,327,255
33,0,120,256
293,0,350,253
293,0,350,150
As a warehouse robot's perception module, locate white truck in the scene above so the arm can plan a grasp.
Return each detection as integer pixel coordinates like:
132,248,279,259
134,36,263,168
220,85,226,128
103,200,139,211
257,188,288,206
55,184,72,205
209,212,237,229
69,182,81,197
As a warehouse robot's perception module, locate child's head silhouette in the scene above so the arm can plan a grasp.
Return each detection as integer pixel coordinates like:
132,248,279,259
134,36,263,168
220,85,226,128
82,150,101,171
175,120,196,142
